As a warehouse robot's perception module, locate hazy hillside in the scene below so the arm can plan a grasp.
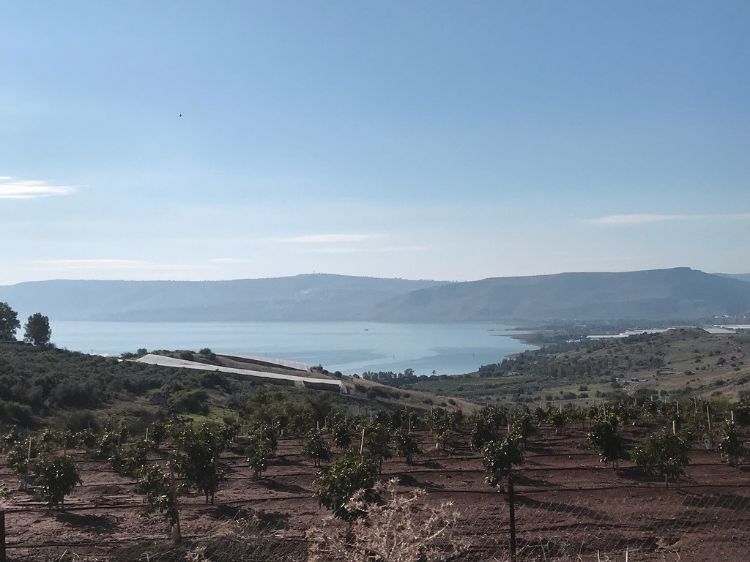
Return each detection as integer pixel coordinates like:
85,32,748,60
374,268,750,322
0,275,444,322
719,273,750,283
2,268,749,323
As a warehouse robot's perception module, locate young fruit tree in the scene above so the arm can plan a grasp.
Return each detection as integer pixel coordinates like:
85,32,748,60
548,409,566,434
172,422,229,504
135,463,181,543
718,421,746,466
587,419,626,468
312,451,378,520
470,415,498,452
332,420,353,449
631,430,691,486
303,429,332,467
482,432,524,491
245,423,278,478
364,422,392,473
394,429,420,464
33,455,82,509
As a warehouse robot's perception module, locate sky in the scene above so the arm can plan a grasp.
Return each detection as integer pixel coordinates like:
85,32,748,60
1,1,748,284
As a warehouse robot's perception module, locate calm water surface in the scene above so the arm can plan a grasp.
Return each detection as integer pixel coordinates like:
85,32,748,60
52,321,532,376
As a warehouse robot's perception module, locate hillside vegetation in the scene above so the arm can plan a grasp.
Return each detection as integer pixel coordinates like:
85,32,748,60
404,329,750,406
0,343,470,431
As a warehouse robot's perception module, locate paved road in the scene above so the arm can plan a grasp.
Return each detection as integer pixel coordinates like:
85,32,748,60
135,354,346,393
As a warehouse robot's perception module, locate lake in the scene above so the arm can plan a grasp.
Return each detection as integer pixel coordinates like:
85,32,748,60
51,321,532,376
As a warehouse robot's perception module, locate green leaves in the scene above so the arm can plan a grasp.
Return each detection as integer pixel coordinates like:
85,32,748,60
246,423,278,478
482,432,524,489
303,429,332,467
312,451,377,520
587,420,626,467
394,429,420,464
0,302,20,341
33,455,82,509
24,313,51,347
135,463,179,526
631,430,691,485
172,422,230,504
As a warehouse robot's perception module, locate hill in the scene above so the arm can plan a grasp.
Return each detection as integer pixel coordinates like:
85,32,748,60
410,328,750,405
0,342,474,429
1,268,749,323
0,274,443,322
374,267,750,322
719,273,750,283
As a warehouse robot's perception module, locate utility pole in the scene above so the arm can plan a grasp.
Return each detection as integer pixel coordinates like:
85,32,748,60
508,472,517,562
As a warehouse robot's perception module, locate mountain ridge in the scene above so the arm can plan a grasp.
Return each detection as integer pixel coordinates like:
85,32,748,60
1,268,749,323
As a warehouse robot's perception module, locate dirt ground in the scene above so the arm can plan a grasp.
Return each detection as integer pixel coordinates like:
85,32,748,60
1,425,748,561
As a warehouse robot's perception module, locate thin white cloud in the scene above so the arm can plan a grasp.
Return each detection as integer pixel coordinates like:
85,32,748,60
309,245,428,254
210,257,253,264
0,177,76,199
585,213,750,225
32,259,209,274
275,233,387,244
34,259,153,269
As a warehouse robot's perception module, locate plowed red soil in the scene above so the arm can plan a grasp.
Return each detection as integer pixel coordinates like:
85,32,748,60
2,425,749,561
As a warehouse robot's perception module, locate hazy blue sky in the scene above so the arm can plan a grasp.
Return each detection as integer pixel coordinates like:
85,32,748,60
1,1,748,284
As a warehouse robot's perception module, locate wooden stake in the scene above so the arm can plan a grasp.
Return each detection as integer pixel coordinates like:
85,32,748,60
23,439,31,492
508,472,517,562
168,462,182,544
672,420,677,435
0,510,6,562
706,405,712,432
359,428,365,456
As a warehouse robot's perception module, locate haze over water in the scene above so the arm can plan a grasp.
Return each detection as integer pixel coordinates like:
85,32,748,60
51,321,531,376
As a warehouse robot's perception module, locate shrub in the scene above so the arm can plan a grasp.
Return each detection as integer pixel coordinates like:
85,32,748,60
307,479,469,562
170,389,209,415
